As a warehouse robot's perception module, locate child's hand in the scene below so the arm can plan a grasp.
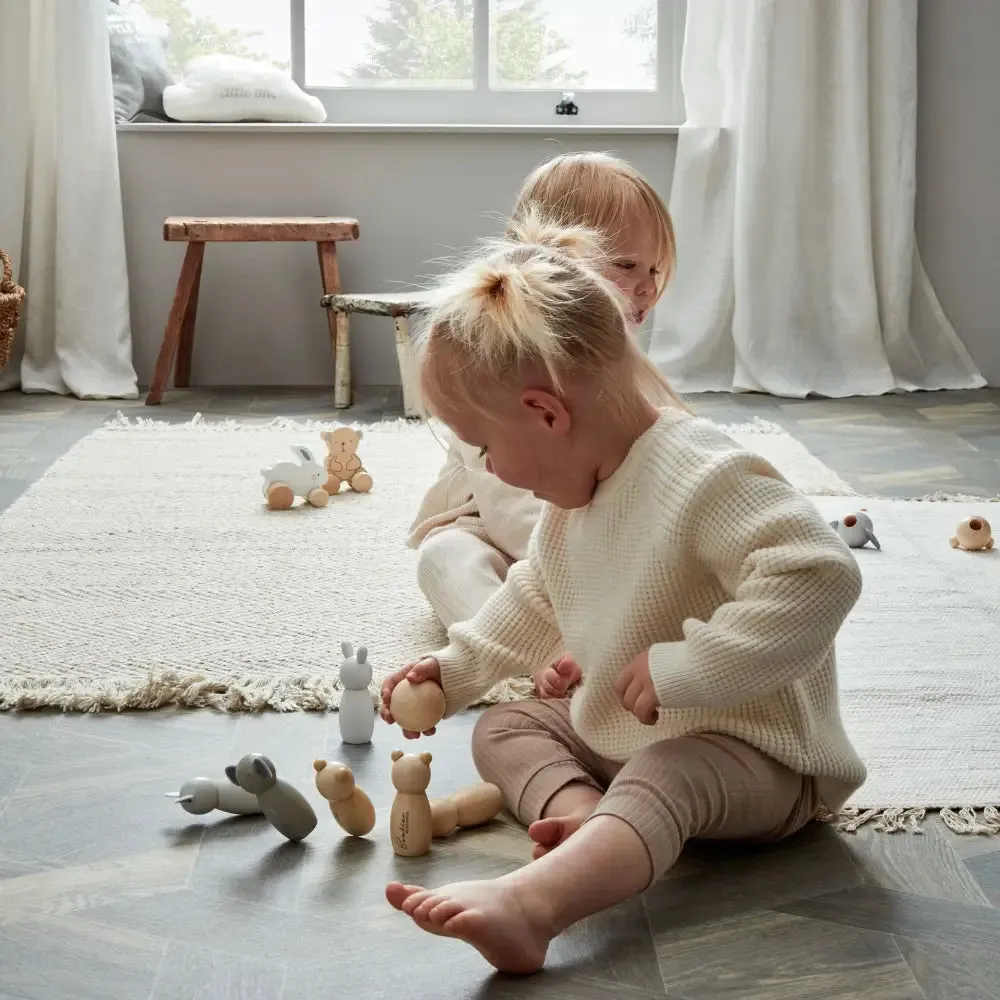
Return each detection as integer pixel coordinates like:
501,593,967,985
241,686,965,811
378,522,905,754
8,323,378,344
379,657,442,739
614,650,660,725
533,654,583,699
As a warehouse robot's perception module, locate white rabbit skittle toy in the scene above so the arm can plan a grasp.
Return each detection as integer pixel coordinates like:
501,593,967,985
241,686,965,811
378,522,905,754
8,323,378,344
261,445,329,511
338,641,376,745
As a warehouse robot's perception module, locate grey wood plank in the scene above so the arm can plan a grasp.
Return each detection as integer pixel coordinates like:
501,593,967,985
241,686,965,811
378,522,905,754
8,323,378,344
895,935,1000,1000
80,886,387,966
151,941,287,1000
545,896,664,993
965,850,1000,906
0,743,218,868
778,886,1000,953
0,843,198,926
643,826,862,936
843,824,993,905
654,909,922,1000
0,912,164,1000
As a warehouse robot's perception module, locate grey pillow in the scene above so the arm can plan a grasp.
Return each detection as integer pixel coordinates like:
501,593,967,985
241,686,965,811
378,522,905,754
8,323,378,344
108,2,174,122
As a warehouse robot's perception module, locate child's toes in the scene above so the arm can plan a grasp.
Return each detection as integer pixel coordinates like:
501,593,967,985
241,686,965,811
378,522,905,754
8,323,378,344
402,889,435,915
413,892,446,921
428,897,465,926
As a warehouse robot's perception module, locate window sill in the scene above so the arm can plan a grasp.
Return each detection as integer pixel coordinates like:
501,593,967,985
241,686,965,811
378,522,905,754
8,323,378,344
116,121,679,136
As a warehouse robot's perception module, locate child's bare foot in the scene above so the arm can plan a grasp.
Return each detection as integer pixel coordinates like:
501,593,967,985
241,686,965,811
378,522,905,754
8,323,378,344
528,813,587,859
385,877,556,974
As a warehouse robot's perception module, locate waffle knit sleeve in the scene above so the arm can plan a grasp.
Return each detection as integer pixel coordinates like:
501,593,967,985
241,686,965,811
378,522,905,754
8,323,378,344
431,544,562,716
407,434,474,548
647,455,863,710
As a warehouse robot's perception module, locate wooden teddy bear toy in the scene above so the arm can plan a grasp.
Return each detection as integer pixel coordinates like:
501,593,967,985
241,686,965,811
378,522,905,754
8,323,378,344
313,759,376,837
389,749,433,857
322,426,373,495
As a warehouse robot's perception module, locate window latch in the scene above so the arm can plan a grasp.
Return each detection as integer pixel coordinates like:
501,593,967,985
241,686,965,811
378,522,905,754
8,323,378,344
555,92,578,116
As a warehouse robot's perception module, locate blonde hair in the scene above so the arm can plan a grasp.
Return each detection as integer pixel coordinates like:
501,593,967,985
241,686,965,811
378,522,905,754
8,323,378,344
511,152,676,298
418,212,688,422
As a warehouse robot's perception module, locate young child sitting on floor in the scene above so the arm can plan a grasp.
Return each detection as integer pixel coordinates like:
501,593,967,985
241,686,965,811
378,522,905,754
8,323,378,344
380,220,867,974
408,151,682,700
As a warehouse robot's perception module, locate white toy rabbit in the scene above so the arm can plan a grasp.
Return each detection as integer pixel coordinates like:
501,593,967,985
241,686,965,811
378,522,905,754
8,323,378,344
261,445,329,510
338,641,375,744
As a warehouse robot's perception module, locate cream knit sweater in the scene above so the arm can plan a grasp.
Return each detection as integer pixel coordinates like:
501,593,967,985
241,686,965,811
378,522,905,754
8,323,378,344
433,409,867,814
408,433,543,562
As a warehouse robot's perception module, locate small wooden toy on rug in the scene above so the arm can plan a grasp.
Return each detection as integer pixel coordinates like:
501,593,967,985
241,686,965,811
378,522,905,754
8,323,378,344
322,426,373,495
430,782,504,838
829,510,881,550
951,515,994,551
261,445,330,510
166,776,263,817
224,753,318,841
389,749,433,857
338,641,375,744
389,678,446,734
313,759,376,837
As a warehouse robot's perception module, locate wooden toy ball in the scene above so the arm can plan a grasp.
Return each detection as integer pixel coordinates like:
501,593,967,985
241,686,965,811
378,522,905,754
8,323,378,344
390,678,446,732
950,515,994,552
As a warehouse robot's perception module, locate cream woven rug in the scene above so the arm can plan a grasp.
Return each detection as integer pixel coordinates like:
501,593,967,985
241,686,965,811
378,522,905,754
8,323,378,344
1,414,997,821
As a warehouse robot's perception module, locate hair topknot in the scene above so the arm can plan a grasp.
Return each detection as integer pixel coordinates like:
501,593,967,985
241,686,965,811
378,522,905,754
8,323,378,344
417,212,689,419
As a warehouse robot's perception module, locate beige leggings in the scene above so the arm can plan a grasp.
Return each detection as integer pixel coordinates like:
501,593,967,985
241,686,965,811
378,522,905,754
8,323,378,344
416,522,511,628
472,699,819,882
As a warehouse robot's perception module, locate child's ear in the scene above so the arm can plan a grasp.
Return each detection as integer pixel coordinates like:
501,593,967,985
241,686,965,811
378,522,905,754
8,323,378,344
520,388,571,436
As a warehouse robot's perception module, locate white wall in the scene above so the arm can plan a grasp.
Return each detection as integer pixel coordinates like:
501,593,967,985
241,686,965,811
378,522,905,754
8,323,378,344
916,0,1000,384
117,129,675,388
117,0,1000,392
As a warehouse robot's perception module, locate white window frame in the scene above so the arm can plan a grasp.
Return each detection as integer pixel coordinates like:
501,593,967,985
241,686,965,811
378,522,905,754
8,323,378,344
290,0,685,127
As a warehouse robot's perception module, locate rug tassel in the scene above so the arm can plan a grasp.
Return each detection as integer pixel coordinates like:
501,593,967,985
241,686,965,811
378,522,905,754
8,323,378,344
834,807,926,834
941,806,1000,835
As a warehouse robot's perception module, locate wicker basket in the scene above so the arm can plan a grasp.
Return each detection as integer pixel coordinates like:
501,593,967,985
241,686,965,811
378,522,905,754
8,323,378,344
0,248,25,373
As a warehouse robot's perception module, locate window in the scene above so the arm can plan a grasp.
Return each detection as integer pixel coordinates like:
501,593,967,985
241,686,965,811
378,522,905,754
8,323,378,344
124,0,685,126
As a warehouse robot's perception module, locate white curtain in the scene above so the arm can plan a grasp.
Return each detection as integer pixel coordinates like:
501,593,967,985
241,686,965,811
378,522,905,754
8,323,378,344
0,0,137,398
650,0,985,398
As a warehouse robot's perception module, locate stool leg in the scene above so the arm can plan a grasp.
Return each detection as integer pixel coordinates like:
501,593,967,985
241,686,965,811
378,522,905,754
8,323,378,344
174,242,205,389
394,316,420,419
334,313,351,409
317,241,351,408
146,241,205,405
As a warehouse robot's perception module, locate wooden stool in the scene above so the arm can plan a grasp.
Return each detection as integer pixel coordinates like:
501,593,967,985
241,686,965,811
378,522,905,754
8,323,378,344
146,216,360,405
321,291,434,419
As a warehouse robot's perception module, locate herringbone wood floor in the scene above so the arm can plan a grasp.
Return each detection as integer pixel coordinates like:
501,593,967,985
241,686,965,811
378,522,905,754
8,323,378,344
2,386,999,999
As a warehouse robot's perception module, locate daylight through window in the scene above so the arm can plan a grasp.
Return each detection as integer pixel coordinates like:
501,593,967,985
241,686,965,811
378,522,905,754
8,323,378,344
122,0,684,125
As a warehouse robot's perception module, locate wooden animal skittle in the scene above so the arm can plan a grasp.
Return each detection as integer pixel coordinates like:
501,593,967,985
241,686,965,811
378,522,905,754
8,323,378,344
830,510,880,550
389,749,433,857
224,753,318,842
430,782,503,838
951,515,994,551
321,427,373,495
261,445,329,510
165,777,263,817
338,641,375,745
313,759,376,837
390,678,446,733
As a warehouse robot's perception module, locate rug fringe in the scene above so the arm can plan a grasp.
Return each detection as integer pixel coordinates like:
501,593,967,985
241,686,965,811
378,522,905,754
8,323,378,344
831,805,1000,836
0,671,534,714
101,412,426,434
